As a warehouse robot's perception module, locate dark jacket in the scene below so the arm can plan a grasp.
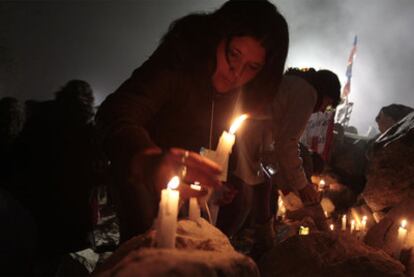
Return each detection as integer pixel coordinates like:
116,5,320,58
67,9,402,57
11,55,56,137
96,14,242,240
97,14,240,165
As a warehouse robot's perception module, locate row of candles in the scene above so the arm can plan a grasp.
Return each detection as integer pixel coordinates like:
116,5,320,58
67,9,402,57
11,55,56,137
340,214,368,233
315,178,410,244
299,211,410,248
155,114,248,248
299,215,408,239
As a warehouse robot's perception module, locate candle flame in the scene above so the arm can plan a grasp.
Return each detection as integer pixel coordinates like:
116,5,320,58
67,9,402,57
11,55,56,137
329,224,334,231
190,183,202,191
362,216,367,223
401,219,408,228
229,114,248,134
167,176,180,190
319,179,325,186
299,226,309,235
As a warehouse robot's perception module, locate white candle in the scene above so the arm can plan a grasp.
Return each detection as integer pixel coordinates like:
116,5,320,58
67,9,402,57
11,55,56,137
350,219,355,233
361,216,368,232
318,179,326,191
356,219,361,231
398,219,408,245
215,114,248,181
155,176,180,248
341,214,347,231
189,183,201,221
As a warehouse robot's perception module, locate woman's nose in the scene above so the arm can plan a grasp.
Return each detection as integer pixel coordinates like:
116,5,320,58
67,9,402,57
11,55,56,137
230,63,244,79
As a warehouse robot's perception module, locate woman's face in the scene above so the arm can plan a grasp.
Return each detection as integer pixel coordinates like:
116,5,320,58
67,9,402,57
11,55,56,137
212,36,266,93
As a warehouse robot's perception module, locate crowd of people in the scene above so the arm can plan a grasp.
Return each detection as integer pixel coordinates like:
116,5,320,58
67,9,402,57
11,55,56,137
0,80,107,274
1,0,413,275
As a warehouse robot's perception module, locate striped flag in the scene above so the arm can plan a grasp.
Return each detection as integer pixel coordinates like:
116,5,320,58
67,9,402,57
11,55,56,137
342,35,358,98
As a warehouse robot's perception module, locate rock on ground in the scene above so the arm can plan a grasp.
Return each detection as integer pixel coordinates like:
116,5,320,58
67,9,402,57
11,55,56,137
258,231,405,277
93,218,259,277
363,112,414,213
364,197,414,276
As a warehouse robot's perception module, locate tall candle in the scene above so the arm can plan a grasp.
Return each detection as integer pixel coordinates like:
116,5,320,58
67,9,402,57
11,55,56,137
341,214,347,231
189,183,201,221
398,219,408,245
350,219,356,233
155,176,180,248
361,216,368,232
355,218,361,231
215,114,248,181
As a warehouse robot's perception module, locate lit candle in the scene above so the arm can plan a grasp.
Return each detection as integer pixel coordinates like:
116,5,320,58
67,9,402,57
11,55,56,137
324,211,329,218
329,224,335,231
277,195,286,219
299,226,310,235
361,216,368,232
155,176,180,248
341,214,347,231
398,219,408,245
189,183,201,221
318,179,326,191
350,219,355,233
215,114,248,181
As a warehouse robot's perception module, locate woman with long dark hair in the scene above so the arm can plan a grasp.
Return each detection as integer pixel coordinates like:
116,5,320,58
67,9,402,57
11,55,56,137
97,0,289,242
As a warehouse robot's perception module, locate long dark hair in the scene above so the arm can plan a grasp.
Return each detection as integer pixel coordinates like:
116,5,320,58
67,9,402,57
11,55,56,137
213,0,289,113
161,0,289,113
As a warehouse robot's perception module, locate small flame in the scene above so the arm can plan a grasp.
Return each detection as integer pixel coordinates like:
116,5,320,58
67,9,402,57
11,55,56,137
299,226,309,235
229,114,248,134
319,179,325,186
362,216,367,223
190,182,202,191
329,224,334,231
401,219,408,228
167,176,180,190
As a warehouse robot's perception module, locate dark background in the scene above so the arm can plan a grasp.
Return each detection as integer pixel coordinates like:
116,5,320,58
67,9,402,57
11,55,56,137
1,0,414,133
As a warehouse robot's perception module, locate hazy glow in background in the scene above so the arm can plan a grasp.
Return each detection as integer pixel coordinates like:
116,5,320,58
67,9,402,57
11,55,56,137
1,1,414,134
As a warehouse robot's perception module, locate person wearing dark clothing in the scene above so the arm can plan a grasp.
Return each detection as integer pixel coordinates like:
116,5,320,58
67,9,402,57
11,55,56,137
96,0,289,242
13,80,100,274
0,97,25,185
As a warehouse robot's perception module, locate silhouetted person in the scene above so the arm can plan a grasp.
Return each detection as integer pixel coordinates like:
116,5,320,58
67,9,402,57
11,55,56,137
13,80,101,275
0,97,24,184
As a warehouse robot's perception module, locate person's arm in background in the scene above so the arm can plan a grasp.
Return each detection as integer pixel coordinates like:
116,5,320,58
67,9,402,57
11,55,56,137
272,76,319,204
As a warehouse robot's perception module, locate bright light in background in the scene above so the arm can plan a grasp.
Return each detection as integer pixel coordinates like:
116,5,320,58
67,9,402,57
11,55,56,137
277,0,414,135
2,0,414,135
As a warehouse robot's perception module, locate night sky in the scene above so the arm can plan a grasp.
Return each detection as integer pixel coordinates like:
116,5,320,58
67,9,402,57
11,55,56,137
1,0,414,134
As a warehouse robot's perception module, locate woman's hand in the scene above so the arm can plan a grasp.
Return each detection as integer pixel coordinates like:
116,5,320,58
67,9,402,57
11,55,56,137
130,147,222,199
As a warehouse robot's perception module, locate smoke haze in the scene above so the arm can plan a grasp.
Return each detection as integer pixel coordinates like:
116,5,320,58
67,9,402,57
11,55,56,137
1,1,413,133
